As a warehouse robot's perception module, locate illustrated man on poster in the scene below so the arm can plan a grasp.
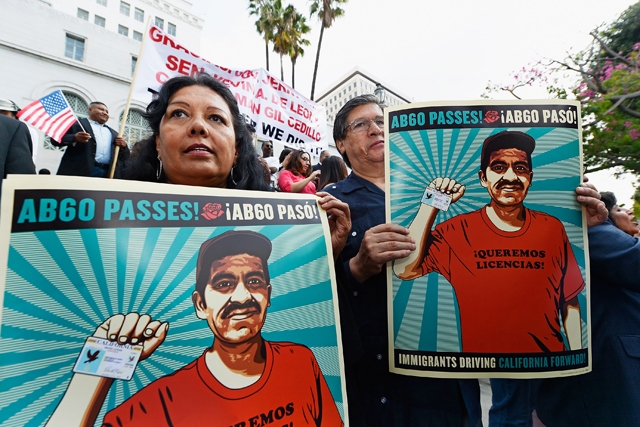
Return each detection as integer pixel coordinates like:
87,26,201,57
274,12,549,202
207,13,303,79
46,230,343,427
394,130,584,354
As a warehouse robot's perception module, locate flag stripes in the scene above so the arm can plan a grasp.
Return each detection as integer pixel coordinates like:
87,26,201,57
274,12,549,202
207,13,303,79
17,90,77,142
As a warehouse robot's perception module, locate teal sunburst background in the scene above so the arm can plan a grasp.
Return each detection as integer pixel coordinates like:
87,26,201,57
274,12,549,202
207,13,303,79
0,224,343,426
389,127,588,352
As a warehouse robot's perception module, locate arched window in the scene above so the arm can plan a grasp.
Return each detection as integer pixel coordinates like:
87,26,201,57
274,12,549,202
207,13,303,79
65,93,89,118
119,109,152,147
44,92,89,151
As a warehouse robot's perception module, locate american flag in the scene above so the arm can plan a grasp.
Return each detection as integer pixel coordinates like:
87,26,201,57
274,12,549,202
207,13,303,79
17,90,77,142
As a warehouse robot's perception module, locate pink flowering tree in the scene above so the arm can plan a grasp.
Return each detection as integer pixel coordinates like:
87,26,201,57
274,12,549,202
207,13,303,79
485,2,640,177
483,62,567,101
574,36,640,175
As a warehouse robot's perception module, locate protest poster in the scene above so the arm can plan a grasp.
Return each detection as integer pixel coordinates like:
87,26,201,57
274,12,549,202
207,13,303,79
385,101,590,378
131,25,328,156
0,176,347,426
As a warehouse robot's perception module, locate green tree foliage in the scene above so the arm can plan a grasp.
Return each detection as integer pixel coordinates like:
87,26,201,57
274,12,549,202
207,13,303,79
249,1,309,88
485,2,640,176
249,0,277,72
575,38,640,175
603,2,640,54
271,0,291,82
287,9,311,89
309,0,348,100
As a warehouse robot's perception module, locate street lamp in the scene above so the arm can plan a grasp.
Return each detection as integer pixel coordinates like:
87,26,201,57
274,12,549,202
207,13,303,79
373,83,386,106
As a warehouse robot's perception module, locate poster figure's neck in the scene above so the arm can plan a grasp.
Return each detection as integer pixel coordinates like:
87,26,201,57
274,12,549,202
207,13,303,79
207,336,266,389
485,202,527,232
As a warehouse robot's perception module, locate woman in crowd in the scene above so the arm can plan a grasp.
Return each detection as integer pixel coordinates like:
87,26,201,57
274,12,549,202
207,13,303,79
600,191,640,237
278,149,320,194
124,73,270,191
536,185,640,426
124,73,350,255
318,156,348,190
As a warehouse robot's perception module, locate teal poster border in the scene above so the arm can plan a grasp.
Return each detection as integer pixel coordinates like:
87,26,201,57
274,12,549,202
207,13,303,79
0,179,346,426
386,101,590,378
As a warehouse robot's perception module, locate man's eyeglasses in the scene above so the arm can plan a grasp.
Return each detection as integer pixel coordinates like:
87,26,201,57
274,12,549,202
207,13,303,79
345,117,384,133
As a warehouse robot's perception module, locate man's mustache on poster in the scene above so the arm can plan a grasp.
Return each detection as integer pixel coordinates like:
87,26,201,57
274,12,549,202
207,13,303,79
495,177,525,190
221,299,262,319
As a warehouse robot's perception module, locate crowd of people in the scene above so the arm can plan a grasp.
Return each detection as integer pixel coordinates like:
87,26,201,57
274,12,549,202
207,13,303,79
255,140,348,193
1,71,639,427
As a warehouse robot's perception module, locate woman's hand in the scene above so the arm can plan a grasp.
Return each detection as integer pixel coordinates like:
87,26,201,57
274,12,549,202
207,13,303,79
281,151,293,169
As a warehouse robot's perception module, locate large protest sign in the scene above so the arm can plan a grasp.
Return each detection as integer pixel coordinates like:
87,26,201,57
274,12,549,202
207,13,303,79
386,101,590,378
131,25,328,156
0,177,347,426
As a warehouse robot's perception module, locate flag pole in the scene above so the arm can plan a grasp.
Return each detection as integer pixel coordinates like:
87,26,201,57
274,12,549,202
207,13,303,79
109,16,152,179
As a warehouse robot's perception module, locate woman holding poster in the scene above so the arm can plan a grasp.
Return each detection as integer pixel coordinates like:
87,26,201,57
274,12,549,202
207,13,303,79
38,74,353,426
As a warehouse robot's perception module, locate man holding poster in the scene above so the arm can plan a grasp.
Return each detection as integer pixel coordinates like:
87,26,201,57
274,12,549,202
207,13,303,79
326,94,471,426
391,128,587,426
393,130,584,354
46,231,343,427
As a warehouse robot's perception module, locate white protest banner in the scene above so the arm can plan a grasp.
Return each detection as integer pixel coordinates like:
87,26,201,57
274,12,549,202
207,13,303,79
131,26,328,155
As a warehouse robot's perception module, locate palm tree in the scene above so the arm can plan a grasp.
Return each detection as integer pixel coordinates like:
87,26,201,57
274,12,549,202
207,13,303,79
287,9,311,89
248,0,277,72
309,0,348,100
272,1,293,82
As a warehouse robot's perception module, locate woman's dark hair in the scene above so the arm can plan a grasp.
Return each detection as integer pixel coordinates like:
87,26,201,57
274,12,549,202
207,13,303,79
600,191,617,212
124,73,271,191
278,148,292,167
285,150,312,178
318,156,348,190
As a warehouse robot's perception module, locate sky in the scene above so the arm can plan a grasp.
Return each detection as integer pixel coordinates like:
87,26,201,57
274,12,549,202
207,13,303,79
188,0,638,205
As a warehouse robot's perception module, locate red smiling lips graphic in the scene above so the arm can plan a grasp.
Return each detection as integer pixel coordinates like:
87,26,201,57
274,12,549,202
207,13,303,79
202,203,224,220
484,110,500,123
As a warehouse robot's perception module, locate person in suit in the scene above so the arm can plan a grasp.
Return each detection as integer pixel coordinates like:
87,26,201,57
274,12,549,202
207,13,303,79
0,114,36,196
535,187,640,426
51,101,129,178
312,150,330,172
0,98,39,165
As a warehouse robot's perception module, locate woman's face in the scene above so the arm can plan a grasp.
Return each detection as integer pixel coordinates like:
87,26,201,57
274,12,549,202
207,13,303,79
156,85,237,187
299,152,311,174
610,205,640,236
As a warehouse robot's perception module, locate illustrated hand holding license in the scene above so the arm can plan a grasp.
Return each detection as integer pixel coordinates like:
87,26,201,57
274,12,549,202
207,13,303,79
421,188,453,212
72,313,168,381
73,337,143,380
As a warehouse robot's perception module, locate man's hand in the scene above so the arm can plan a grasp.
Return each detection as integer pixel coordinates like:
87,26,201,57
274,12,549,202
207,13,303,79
429,177,466,203
94,313,168,360
350,223,416,283
73,132,91,143
316,192,351,260
576,177,608,228
114,136,127,148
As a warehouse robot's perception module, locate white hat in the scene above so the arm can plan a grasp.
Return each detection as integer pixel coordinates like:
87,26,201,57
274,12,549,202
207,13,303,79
0,99,20,112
